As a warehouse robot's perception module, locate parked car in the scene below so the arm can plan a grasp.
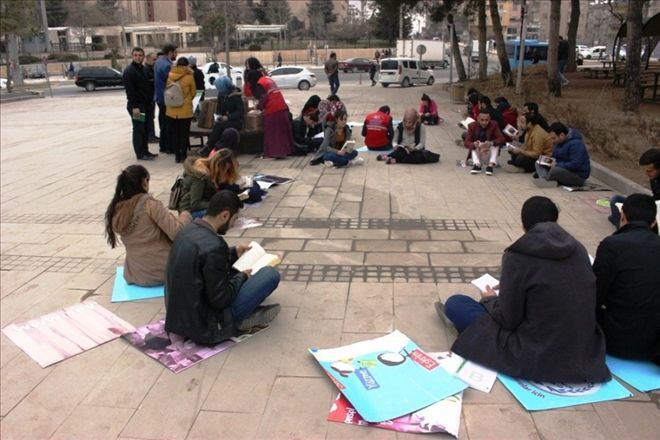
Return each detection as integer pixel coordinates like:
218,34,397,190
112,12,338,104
200,61,243,89
379,57,434,88
579,46,608,60
268,66,316,90
75,66,124,91
0,78,7,89
338,57,372,73
27,67,47,79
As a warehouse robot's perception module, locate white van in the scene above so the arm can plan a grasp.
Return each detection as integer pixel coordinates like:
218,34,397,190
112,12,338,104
379,57,435,88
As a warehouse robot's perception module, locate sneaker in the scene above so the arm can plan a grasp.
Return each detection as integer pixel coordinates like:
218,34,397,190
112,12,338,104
237,304,281,331
138,155,155,161
433,301,453,327
532,172,539,179
485,166,494,176
324,160,335,168
470,165,482,174
376,154,386,161
145,152,158,158
351,157,365,166
309,157,323,166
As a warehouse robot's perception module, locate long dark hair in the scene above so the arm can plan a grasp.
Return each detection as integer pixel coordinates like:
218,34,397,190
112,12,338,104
105,165,149,248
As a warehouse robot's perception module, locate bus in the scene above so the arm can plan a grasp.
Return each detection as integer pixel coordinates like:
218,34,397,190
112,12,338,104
505,40,549,68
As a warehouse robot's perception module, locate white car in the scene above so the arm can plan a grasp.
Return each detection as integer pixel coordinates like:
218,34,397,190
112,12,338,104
0,78,6,89
579,46,608,60
268,66,317,90
379,57,434,87
200,61,243,89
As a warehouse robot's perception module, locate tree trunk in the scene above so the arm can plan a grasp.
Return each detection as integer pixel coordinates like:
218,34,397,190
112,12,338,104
489,0,513,86
546,0,561,97
448,14,467,81
623,0,643,112
477,0,487,81
566,0,580,72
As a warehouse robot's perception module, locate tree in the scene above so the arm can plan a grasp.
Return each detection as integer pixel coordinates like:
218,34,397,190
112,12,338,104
96,0,120,25
476,0,487,81
566,0,580,72
46,0,68,27
623,0,643,112
370,0,415,46
429,1,467,81
546,0,561,97
1,0,40,89
307,0,337,38
489,0,513,86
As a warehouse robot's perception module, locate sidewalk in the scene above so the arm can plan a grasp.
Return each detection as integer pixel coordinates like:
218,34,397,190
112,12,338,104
1,82,658,439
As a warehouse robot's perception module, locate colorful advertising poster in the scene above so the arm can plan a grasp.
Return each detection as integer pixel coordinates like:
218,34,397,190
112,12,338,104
2,301,135,368
123,319,268,373
606,355,660,392
432,351,497,393
309,330,468,423
328,392,461,437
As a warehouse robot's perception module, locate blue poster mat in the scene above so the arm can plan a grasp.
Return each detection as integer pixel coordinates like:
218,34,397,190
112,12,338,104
498,374,632,411
111,267,164,302
606,355,660,392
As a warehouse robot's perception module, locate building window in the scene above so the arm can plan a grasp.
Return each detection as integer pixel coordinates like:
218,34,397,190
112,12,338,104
177,0,186,21
147,0,154,21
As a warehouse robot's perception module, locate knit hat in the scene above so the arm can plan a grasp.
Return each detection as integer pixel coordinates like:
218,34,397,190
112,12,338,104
218,128,240,149
188,56,197,66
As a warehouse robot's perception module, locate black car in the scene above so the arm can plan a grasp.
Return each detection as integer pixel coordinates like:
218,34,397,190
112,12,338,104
338,57,372,73
75,66,124,91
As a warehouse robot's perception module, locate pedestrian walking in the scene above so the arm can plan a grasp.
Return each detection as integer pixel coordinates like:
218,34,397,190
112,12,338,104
277,52,282,67
369,62,377,86
324,52,340,95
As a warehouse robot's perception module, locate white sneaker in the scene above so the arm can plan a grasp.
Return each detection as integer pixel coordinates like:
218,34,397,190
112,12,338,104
351,157,365,166
324,160,335,168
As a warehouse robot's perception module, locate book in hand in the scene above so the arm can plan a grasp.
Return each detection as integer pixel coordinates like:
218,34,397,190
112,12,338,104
471,273,499,295
232,241,281,274
503,124,519,137
458,117,475,130
133,112,146,123
536,155,555,167
340,140,356,154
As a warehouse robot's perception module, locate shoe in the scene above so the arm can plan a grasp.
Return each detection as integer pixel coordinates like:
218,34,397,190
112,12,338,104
532,172,539,179
351,157,365,166
324,160,335,168
146,152,158,158
138,155,155,161
309,157,323,166
470,165,482,174
562,80,569,87
237,304,282,331
148,137,159,143
485,166,494,176
385,157,396,164
433,301,453,327
376,154,386,161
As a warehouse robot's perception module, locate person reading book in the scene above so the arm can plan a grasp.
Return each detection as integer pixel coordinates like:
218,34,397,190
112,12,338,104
165,190,281,344
463,110,505,175
506,114,553,173
435,196,611,383
309,109,364,168
376,108,439,165
534,122,591,187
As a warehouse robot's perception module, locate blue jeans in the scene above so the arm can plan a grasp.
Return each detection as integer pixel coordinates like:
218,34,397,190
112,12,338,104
328,72,340,95
323,150,357,167
444,294,487,333
191,209,206,219
609,194,626,228
231,266,280,322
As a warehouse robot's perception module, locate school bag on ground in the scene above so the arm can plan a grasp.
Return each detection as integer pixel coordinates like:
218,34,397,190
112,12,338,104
165,78,184,107
168,176,184,210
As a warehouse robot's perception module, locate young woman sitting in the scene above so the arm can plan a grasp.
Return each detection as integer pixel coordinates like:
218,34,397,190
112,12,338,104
178,154,223,218
105,165,191,287
213,148,267,203
419,93,442,125
309,109,363,168
377,108,440,165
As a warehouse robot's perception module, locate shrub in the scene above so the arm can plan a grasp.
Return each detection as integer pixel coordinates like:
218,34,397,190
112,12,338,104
19,55,41,64
248,43,261,51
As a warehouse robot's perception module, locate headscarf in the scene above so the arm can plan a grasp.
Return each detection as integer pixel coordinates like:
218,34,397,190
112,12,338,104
215,75,233,97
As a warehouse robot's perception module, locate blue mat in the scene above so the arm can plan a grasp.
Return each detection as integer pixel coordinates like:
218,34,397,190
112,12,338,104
606,355,660,392
498,374,632,411
111,267,164,302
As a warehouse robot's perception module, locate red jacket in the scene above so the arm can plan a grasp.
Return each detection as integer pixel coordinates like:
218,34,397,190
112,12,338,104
362,111,393,148
502,107,518,128
464,120,506,149
256,76,288,115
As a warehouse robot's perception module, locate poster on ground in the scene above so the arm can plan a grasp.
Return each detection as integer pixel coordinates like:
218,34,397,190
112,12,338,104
606,355,660,392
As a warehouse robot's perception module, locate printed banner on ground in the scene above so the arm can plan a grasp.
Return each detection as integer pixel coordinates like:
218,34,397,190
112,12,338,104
2,301,135,368
123,319,268,374
606,355,660,392
309,330,468,423
498,374,632,411
111,267,164,303
431,351,497,393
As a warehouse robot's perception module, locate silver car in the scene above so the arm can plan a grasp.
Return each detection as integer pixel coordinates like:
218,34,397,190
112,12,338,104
268,66,317,90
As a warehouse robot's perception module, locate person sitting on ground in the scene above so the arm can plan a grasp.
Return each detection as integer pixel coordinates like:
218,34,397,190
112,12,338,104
208,127,240,158
521,102,550,131
593,194,660,364
178,152,229,218
419,93,442,125
608,148,660,228
292,109,323,155
211,147,267,204
377,108,440,165
206,76,244,151
507,114,552,173
437,196,611,383
362,105,394,151
494,96,518,129
478,95,505,130
165,190,281,344
464,110,506,176
535,122,591,187
310,109,363,167
466,88,480,117
318,94,347,129
301,94,321,116
105,165,192,286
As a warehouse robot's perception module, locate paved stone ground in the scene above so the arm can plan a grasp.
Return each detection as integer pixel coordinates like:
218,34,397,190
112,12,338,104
1,81,658,440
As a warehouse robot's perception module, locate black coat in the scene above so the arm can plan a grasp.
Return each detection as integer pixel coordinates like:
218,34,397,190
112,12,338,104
451,222,611,383
593,222,660,363
123,62,152,110
215,88,244,127
164,220,247,344
144,63,155,102
192,66,205,91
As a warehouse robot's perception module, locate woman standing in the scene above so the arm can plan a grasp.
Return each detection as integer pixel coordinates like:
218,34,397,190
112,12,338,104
105,165,191,286
166,57,196,163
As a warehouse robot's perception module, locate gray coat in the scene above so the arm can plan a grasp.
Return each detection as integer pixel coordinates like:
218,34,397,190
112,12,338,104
312,124,352,161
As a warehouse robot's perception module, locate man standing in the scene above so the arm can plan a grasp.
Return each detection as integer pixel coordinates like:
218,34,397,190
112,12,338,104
277,52,283,67
558,36,569,87
362,105,393,150
324,52,340,95
535,122,591,187
464,110,505,175
594,194,660,364
143,52,158,143
438,196,610,383
165,191,281,344
122,47,156,161
154,43,177,153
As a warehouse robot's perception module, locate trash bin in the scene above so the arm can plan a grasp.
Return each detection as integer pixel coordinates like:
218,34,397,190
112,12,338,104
450,84,465,103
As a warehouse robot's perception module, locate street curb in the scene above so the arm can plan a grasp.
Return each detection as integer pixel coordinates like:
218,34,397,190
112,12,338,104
0,91,44,103
590,160,651,196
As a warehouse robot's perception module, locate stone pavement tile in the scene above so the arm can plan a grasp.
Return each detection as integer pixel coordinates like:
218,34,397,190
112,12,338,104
243,227,328,239
284,251,364,266
0,333,21,368
63,271,114,291
261,238,305,251
365,252,429,266
300,195,335,218
462,380,519,405
187,411,259,440
4,242,71,257
304,239,353,251
255,377,334,440
344,282,394,333
278,318,343,377
0,242,18,253
330,201,361,218
430,253,501,267
0,351,51,417
464,241,509,254
50,405,134,440
361,187,391,219
436,283,478,303
593,400,660,439
272,280,307,310
52,235,124,259
336,189,364,202
317,173,343,188
0,269,44,299
286,181,316,197
393,284,450,352
471,229,512,242
0,231,58,244
329,229,389,240
279,196,309,208
532,410,609,440
42,223,105,235
312,186,340,197
355,240,408,252
269,206,303,217
390,229,430,240
409,241,464,253
202,307,297,414
430,230,475,241
463,404,539,440
326,422,397,439
299,282,349,320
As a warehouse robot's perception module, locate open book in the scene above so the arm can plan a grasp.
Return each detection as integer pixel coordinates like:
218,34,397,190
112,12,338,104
458,117,475,130
340,140,356,154
503,124,519,138
232,241,281,274
536,155,555,167
471,273,500,295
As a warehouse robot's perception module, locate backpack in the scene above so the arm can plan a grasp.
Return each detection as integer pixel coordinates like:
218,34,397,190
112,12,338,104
165,78,184,107
168,175,184,210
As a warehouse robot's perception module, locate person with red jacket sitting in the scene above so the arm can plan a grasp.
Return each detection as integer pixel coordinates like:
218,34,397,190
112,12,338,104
419,93,442,125
362,105,394,151
494,96,518,130
464,110,506,176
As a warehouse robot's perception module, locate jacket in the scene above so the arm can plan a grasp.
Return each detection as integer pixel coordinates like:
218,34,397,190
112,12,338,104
112,193,185,286
312,124,352,161
464,120,506,149
419,100,439,118
165,66,196,119
256,76,288,115
192,66,205,90
650,176,660,200
519,124,553,159
165,220,247,344
395,122,425,150
551,128,591,179
215,87,244,128
593,222,660,362
178,157,217,213
292,116,322,147
122,62,152,110
362,111,393,148
451,222,611,383
154,55,173,105
496,102,518,128
144,63,155,102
